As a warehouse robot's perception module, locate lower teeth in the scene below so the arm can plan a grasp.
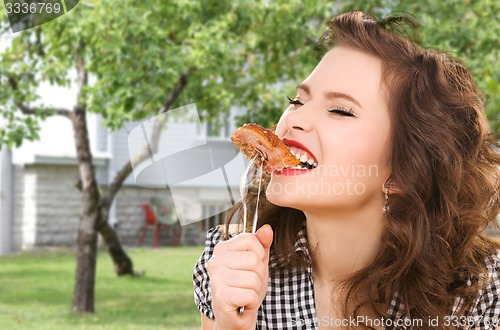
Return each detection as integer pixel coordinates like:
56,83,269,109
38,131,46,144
285,163,317,170
300,162,316,169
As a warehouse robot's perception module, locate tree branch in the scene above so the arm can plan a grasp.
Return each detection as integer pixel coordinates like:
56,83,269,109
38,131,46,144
158,66,196,114
101,67,196,209
75,44,88,109
101,149,145,208
35,28,45,57
7,76,72,117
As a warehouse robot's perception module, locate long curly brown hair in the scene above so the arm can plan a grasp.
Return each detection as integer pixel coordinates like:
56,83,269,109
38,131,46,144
225,10,500,329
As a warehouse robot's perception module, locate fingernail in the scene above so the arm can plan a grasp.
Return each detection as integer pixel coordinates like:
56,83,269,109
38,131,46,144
257,224,271,233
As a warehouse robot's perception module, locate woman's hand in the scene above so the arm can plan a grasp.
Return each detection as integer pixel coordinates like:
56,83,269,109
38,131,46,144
207,224,273,330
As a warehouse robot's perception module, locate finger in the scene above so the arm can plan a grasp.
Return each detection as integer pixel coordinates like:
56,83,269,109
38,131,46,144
224,269,263,293
255,224,273,262
218,286,261,312
223,251,267,280
217,233,266,260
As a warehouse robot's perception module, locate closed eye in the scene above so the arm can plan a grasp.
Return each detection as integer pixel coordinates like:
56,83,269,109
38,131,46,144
328,107,355,117
287,95,303,106
287,95,356,117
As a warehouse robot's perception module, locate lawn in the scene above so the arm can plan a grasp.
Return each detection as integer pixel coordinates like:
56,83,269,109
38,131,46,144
0,246,205,330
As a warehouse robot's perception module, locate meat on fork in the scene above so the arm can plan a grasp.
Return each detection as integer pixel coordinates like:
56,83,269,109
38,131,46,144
231,123,300,172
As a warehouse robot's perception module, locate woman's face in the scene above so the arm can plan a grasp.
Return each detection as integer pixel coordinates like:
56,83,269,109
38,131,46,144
266,46,392,214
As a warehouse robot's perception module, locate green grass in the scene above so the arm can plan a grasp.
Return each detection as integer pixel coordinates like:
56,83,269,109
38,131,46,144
0,246,205,330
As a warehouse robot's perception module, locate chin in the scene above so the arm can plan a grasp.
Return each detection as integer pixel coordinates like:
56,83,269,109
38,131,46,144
266,192,289,208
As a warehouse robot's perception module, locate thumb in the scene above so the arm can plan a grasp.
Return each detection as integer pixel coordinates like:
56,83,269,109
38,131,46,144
255,224,273,260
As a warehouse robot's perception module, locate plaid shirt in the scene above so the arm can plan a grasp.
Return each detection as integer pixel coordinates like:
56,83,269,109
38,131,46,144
193,225,500,329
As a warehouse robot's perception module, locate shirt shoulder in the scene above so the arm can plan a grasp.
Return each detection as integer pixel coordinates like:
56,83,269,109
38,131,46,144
478,249,500,297
466,249,500,329
192,225,225,320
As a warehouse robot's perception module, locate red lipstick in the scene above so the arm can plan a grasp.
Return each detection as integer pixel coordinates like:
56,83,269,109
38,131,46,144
282,138,316,161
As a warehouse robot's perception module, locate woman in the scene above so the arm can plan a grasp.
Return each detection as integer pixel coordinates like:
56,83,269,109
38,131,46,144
193,10,500,330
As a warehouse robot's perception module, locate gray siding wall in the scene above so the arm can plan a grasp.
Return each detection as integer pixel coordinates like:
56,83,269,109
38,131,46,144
111,121,244,189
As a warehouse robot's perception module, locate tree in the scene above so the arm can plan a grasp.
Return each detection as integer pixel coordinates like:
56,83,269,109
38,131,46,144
343,0,500,131
0,0,332,313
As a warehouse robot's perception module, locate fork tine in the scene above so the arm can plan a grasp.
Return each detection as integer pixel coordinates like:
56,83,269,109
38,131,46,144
251,164,263,234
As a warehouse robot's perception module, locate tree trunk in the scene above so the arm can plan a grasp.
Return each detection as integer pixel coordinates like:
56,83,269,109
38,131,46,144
97,208,134,276
72,202,99,313
71,105,101,313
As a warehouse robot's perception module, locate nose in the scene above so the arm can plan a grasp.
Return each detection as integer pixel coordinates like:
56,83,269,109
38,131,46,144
284,106,313,133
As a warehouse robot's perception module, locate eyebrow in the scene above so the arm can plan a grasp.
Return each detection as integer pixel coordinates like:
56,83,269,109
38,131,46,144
297,83,362,108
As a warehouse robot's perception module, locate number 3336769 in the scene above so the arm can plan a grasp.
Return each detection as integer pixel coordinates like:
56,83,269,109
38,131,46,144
5,2,62,14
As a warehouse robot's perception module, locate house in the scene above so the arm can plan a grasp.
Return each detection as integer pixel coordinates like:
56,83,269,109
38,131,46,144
0,83,246,254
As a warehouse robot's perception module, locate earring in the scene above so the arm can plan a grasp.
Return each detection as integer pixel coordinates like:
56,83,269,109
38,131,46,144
382,187,390,214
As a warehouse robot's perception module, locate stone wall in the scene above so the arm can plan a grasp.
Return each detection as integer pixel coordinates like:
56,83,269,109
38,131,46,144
12,163,214,251
13,164,80,250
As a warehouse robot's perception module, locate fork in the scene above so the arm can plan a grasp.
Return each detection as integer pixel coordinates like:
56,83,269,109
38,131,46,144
237,156,264,315
239,155,263,235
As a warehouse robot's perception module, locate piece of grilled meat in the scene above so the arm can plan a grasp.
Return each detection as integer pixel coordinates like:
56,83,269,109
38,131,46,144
231,123,300,172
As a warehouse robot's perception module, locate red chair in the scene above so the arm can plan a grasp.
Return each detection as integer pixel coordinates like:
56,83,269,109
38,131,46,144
139,203,158,246
138,202,179,247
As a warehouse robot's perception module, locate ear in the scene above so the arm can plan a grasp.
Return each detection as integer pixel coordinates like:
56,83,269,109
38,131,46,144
382,180,403,195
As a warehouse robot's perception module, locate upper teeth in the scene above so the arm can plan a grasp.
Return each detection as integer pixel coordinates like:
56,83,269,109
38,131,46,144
290,149,317,167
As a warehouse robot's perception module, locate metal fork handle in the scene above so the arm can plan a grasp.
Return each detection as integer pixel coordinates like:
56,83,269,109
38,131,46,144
238,162,263,314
